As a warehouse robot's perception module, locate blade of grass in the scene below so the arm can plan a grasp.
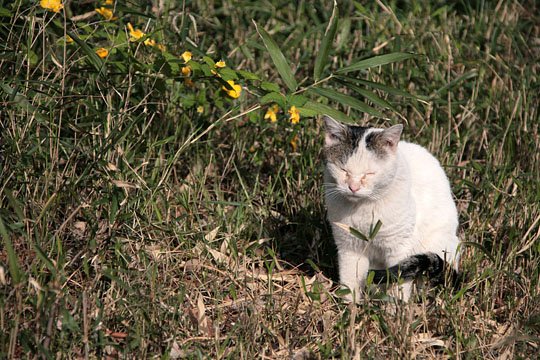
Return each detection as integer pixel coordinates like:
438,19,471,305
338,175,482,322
369,220,383,240
432,70,478,98
314,0,339,80
460,241,496,263
299,101,353,123
32,242,56,275
337,76,427,101
66,31,104,74
0,216,22,285
334,222,369,242
309,87,385,118
336,52,418,74
253,21,298,91
336,78,397,112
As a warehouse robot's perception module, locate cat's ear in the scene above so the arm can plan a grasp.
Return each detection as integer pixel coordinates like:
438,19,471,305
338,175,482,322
380,124,403,151
323,115,347,147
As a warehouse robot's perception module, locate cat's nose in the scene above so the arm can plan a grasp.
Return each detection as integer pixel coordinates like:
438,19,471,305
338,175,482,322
348,183,361,193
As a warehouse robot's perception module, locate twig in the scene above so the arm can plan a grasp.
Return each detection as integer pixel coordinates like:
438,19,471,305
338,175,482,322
70,11,96,22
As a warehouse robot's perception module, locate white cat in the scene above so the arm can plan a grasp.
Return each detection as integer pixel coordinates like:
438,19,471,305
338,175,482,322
323,115,460,302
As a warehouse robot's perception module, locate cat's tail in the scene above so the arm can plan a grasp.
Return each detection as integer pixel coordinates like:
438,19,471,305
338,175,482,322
369,252,462,287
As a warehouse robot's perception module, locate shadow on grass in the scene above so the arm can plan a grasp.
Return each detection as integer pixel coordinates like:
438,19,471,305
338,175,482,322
265,205,339,282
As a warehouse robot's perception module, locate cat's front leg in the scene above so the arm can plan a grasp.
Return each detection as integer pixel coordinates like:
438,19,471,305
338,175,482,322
338,249,370,303
385,253,414,302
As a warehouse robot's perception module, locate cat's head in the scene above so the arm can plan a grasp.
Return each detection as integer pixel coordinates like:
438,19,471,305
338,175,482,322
323,115,403,201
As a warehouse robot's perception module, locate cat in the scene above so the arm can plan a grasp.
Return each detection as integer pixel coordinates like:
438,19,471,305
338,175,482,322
322,115,460,302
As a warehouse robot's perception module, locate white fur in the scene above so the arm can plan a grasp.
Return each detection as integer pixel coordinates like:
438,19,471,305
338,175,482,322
325,127,460,303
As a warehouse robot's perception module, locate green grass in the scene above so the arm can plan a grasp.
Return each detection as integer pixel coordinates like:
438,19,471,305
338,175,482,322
1,0,539,358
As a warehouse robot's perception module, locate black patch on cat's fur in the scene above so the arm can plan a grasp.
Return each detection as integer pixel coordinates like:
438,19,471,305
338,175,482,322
365,131,388,158
324,125,371,164
348,125,372,146
369,252,461,287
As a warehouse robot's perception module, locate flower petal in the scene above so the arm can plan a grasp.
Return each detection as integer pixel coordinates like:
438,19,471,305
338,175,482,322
181,51,192,63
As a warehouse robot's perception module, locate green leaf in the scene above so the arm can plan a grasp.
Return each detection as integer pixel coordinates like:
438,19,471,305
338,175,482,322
369,220,383,240
348,226,369,241
338,76,426,101
300,101,353,123
163,52,180,74
202,56,216,67
0,216,22,285
66,31,104,74
214,75,235,90
309,87,385,118
33,242,56,274
261,81,280,92
286,94,308,107
336,17,351,52
366,270,375,285
333,222,369,241
3,188,24,221
337,79,397,112
219,68,238,81
305,259,321,272
260,92,286,107
199,63,215,77
314,0,339,80
297,107,319,117
335,287,351,297
336,52,418,74
0,7,12,17
237,70,260,80
253,21,298,91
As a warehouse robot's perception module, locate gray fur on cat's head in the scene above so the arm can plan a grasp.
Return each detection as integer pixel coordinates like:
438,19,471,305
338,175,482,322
322,115,403,201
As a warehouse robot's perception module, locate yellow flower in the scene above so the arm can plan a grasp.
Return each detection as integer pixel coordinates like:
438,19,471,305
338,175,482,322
184,78,195,88
40,0,63,12
181,51,192,63
288,106,300,124
145,40,165,50
127,23,145,42
105,0,114,4
144,38,156,47
196,106,204,114
215,60,226,68
181,65,191,76
95,7,115,20
264,104,279,123
95,48,109,58
65,35,74,44
222,80,242,99
290,134,299,152
124,26,163,50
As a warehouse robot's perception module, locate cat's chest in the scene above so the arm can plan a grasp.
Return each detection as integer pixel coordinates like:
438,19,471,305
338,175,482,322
328,200,415,240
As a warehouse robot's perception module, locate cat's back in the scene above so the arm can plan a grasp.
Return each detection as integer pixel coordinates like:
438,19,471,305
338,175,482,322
397,140,459,259
398,141,455,208
398,141,448,181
